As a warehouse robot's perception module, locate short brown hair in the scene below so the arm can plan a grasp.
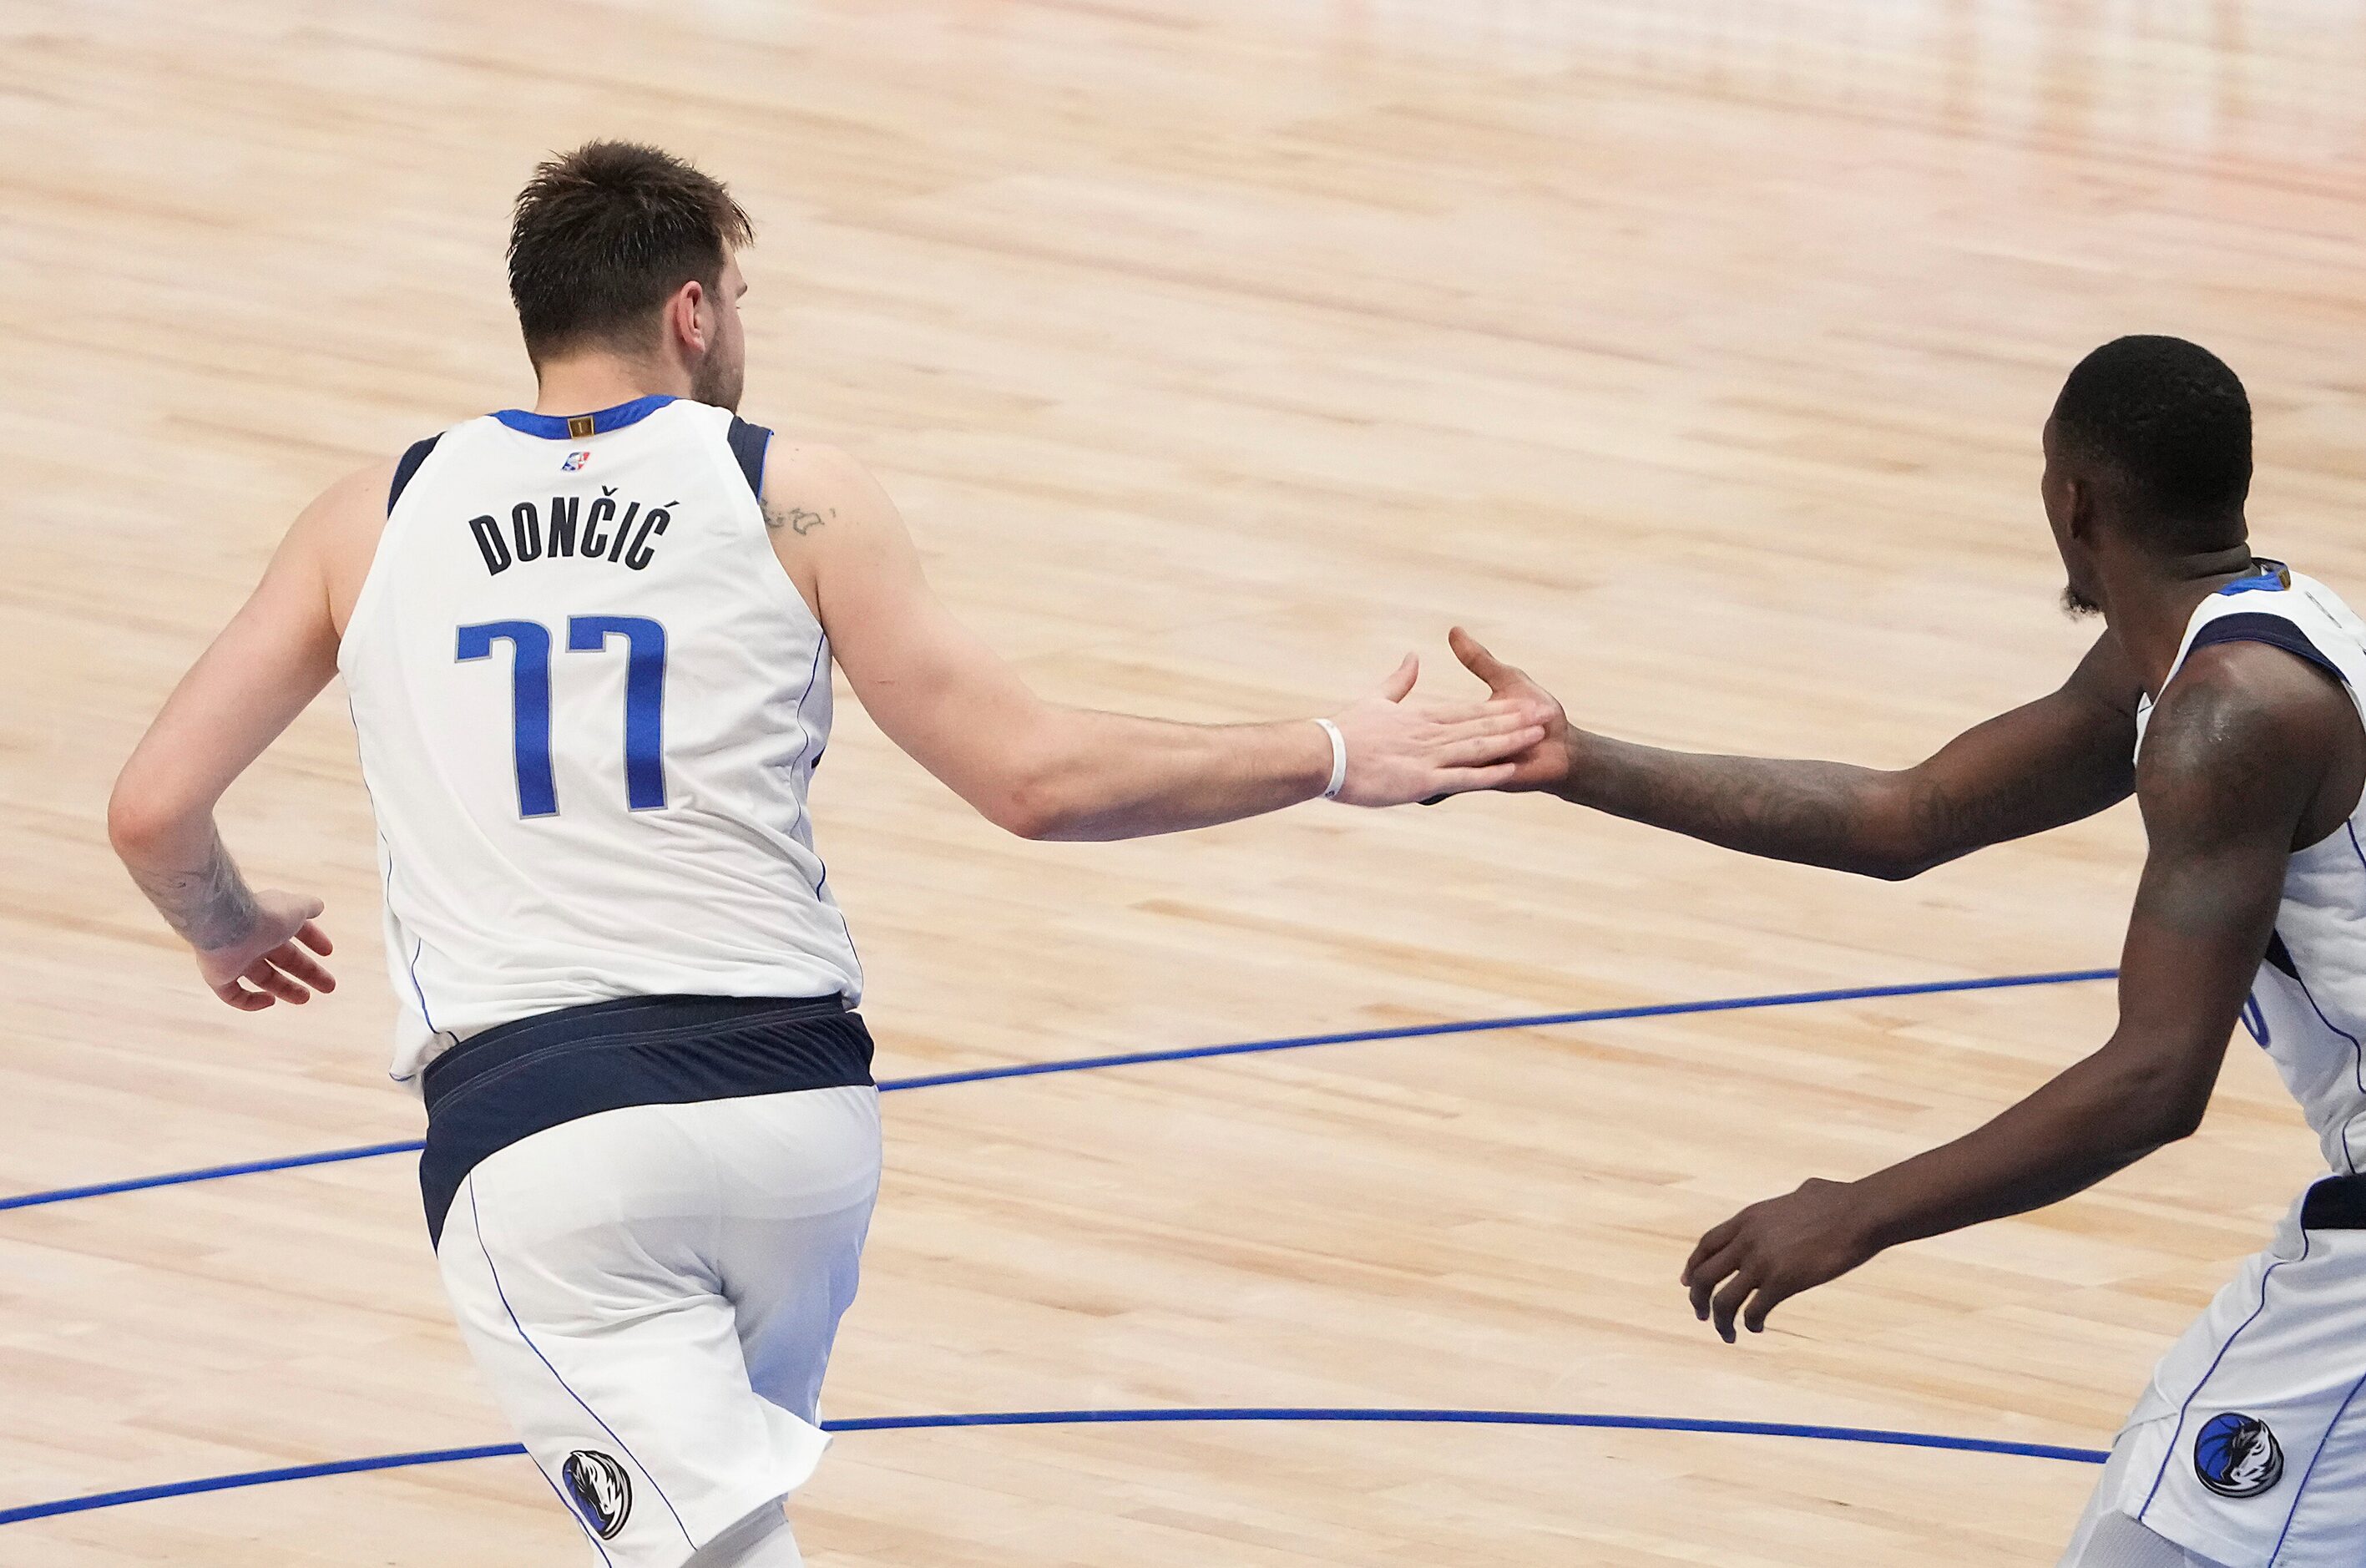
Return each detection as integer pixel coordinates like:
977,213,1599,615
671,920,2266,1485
507,140,753,361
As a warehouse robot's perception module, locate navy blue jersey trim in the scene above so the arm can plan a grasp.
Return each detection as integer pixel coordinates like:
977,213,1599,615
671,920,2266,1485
2301,1175,2366,1229
726,417,773,502
417,994,871,1245
491,395,676,441
387,435,441,514
2188,613,2346,685
2265,929,2300,981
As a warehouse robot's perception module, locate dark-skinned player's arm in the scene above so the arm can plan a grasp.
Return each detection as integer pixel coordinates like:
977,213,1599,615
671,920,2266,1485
107,464,384,1009
1447,626,2141,879
761,442,1549,840
1677,640,2345,1343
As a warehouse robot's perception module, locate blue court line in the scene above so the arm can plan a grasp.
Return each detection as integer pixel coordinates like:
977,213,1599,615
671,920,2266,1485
878,966,2116,1090
0,1141,427,1214
0,968,2114,1216
0,1406,2108,1527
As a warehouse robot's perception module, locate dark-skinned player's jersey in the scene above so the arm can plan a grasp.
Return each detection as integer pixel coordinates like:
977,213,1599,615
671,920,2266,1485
2134,559,2366,1176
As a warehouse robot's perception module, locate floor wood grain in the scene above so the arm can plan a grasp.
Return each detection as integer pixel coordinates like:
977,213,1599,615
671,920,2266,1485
3,2,2362,1561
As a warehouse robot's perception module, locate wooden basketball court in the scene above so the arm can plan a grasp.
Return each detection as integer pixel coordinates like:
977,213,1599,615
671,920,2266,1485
4,2,2363,1561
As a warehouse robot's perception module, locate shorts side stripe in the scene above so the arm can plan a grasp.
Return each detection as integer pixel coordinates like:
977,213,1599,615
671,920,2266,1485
2278,928,2363,1176
527,1454,615,1567
468,1181,697,1553
2268,1364,2366,1565
2138,1231,2312,1528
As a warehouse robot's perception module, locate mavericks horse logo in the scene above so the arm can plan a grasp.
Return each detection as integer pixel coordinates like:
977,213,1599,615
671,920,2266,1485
563,1449,633,1538
2194,1413,2283,1499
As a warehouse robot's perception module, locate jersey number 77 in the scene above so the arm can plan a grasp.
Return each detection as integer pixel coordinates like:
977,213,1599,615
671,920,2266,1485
457,616,668,817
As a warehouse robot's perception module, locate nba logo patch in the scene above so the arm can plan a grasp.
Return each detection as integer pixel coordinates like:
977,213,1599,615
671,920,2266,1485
2194,1412,2283,1498
563,450,591,473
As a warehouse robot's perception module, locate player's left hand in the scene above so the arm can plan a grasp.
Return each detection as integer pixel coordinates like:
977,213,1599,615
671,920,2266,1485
1681,1176,1882,1343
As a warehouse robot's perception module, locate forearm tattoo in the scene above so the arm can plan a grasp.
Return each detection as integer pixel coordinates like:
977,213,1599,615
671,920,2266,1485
129,827,261,952
1560,732,1893,873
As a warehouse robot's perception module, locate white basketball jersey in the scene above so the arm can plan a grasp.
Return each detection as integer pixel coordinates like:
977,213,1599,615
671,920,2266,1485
339,396,862,1085
2137,563,2366,1173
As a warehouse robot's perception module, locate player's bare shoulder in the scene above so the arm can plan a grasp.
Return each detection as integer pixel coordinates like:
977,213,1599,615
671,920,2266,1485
756,449,841,542
753,437,912,612
2139,638,2358,850
289,458,400,635
756,439,894,537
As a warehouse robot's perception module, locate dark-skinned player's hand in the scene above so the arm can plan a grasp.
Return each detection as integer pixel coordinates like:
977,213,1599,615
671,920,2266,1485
1681,1177,1883,1343
1445,628,1571,792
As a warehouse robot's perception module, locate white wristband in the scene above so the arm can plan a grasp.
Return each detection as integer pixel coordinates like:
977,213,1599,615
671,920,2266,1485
1313,718,1349,802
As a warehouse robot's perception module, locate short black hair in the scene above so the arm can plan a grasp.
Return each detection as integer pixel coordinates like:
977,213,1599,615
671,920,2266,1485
507,141,753,362
2050,335,2251,545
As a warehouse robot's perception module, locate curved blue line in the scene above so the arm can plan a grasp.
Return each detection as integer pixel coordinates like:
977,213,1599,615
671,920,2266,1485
0,968,2114,1215
0,1406,2107,1526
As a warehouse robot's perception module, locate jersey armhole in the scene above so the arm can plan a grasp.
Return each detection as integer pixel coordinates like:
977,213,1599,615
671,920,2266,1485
717,417,827,636
344,431,445,663
388,434,442,514
727,417,773,503
2189,613,2347,685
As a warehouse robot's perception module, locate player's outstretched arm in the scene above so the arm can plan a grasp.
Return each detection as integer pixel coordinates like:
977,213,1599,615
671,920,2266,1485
105,468,377,1009
761,443,1547,840
1676,641,2347,1342
1448,626,2141,879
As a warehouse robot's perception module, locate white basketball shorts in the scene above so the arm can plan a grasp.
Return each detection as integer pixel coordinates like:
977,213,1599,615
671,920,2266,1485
435,1085,882,1568
2065,1176,2366,1568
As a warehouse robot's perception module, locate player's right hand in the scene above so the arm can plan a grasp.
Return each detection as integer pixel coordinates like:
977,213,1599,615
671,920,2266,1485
195,891,336,1010
1448,628,1571,792
1327,652,1551,807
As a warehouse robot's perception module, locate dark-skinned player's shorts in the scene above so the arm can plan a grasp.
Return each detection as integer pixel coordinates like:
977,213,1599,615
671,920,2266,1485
2065,1176,2366,1568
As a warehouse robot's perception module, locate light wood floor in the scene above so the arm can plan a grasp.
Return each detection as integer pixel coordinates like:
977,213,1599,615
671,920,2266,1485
6,1,2366,1562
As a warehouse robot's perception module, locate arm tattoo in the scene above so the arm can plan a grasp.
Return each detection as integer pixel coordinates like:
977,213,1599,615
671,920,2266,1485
1904,768,2055,858
1562,712,2131,880
1553,651,2144,879
1561,732,1897,875
763,501,832,536
128,826,261,952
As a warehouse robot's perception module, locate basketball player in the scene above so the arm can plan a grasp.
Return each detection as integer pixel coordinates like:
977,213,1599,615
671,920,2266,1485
1453,336,2366,1566
104,141,1547,1568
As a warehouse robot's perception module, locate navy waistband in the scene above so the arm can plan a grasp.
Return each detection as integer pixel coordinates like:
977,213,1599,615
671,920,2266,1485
2303,1174,2366,1231
419,994,873,1247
